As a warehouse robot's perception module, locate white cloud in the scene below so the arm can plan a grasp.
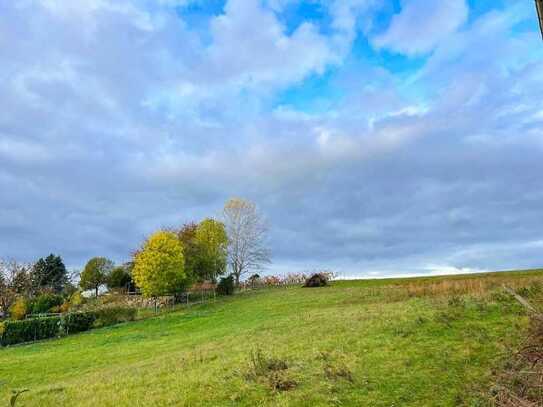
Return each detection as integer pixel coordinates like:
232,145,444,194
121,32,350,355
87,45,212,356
0,138,52,163
205,0,338,89
371,0,468,56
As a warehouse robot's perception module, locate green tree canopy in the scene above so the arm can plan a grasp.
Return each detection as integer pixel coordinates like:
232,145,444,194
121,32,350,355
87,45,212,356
107,265,133,291
132,231,186,298
176,222,199,283
31,254,68,293
195,218,228,282
80,257,114,297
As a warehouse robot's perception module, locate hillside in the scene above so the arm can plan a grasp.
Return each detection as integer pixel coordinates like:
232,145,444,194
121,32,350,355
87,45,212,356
1,270,542,406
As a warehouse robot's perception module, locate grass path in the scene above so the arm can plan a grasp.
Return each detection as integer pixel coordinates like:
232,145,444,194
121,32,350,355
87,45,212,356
0,280,530,406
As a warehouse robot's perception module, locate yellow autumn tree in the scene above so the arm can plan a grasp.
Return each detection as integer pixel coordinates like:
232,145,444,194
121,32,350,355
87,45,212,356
195,218,228,281
133,231,186,298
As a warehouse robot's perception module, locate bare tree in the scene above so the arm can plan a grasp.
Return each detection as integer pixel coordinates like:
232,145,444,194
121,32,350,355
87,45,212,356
223,198,271,286
0,259,33,315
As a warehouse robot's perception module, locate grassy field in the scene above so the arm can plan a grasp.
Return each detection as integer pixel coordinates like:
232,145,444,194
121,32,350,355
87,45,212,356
1,270,542,406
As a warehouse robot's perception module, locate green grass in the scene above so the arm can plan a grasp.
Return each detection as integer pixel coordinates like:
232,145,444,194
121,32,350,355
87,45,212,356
1,271,540,406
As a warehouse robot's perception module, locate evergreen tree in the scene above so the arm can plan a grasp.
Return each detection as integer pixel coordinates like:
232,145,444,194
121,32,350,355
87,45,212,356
31,254,68,293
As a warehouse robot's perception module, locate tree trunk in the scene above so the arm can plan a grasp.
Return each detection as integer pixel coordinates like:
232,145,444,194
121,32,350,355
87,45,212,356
95,286,99,297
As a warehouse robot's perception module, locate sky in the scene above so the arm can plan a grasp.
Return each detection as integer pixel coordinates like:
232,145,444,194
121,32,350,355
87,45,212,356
0,0,542,279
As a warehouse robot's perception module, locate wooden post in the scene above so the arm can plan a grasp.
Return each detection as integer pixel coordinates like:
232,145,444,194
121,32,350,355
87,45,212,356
503,285,543,320
536,0,543,40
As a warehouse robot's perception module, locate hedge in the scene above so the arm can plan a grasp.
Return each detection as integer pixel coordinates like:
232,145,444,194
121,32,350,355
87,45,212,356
0,307,135,346
61,311,96,335
94,306,136,327
0,316,61,346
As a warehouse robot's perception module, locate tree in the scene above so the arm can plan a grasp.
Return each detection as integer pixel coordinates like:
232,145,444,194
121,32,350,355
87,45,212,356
132,231,186,298
0,259,33,314
107,265,133,292
80,257,114,297
176,222,199,282
223,198,271,286
31,254,68,293
0,261,15,315
3,260,33,295
195,218,228,282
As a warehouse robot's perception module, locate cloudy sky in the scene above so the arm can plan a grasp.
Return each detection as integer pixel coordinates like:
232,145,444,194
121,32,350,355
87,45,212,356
1,0,542,278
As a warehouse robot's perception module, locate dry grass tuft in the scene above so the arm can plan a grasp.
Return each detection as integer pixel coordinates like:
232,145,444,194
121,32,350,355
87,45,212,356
246,348,297,392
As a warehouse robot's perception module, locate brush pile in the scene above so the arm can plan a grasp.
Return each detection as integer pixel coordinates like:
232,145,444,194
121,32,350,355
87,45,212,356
491,311,543,405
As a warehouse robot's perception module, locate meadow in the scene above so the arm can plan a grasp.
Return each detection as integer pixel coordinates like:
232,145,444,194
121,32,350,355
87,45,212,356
1,270,542,406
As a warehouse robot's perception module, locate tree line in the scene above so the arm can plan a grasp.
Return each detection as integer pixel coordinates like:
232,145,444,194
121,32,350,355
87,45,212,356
130,198,270,297
0,198,270,316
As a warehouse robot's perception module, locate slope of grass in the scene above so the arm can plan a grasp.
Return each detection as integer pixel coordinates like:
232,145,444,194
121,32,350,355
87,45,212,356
1,272,540,406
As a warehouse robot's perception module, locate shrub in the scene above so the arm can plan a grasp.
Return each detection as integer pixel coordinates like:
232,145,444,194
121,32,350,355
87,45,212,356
303,273,328,288
68,291,84,309
59,301,70,313
283,273,308,285
29,293,63,314
61,312,96,334
263,276,282,286
9,297,28,320
94,306,136,327
0,316,61,346
217,275,234,296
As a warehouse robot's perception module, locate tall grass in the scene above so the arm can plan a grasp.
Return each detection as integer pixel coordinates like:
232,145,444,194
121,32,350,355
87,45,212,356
339,273,543,306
